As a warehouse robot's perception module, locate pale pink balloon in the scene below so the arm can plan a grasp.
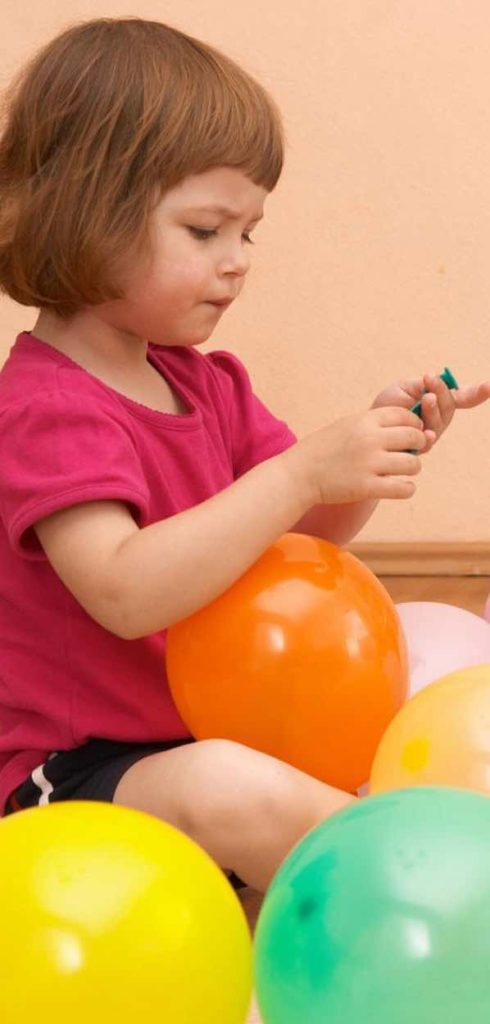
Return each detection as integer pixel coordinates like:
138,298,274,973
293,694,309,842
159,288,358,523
396,601,490,698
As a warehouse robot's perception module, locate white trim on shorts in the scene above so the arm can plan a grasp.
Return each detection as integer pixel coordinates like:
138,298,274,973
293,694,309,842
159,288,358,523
30,754,57,806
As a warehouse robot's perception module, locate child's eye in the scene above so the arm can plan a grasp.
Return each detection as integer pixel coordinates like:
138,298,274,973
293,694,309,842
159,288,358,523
187,227,218,241
187,226,255,244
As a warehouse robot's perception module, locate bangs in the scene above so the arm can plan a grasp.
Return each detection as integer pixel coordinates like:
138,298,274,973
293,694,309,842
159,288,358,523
148,48,284,192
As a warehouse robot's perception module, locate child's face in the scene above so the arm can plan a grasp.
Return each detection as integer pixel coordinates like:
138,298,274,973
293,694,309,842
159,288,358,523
96,167,267,346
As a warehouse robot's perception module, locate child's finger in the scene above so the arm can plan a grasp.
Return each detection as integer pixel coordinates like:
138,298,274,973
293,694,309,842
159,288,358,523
423,373,455,423
398,378,426,403
420,392,443,436
453,381,490,408
421,428,437,454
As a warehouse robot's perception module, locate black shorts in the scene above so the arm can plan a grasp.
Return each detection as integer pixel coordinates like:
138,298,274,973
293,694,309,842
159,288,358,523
5,737,246,890
4,737,194,814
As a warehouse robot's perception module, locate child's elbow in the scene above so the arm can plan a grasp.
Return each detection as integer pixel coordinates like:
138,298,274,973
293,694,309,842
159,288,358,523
100,591,169,641
85,585,148,641
101,601,148,641
87,574,173,640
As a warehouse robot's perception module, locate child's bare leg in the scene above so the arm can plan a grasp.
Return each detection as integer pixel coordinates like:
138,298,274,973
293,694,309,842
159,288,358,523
114,738,355,892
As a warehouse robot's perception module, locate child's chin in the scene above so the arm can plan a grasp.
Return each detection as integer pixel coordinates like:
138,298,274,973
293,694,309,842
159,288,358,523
181,328,215,347
151,332,210,348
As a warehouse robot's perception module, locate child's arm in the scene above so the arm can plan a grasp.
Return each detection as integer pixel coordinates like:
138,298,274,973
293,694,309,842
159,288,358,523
34,405,424,639
292,498,379,547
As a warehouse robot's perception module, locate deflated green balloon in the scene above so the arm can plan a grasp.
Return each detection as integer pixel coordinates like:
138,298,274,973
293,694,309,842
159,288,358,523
255,788,490,1024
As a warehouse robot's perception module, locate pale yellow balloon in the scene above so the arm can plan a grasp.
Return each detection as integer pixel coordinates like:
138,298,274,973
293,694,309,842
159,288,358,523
370,663,490,795
0,801,252,1023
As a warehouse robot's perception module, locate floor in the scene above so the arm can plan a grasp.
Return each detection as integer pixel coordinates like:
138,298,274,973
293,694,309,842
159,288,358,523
242,574,490,1024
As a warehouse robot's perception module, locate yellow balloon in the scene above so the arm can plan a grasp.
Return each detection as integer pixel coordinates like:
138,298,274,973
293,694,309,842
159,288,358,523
370,663,490,796
0,801,252,1023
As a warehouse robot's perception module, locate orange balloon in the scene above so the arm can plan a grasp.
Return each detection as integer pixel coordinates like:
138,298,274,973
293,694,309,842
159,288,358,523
370,664,490,795
167,533,408,791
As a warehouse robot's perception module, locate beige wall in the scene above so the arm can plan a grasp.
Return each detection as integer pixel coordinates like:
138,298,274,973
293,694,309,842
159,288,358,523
1,0,489,541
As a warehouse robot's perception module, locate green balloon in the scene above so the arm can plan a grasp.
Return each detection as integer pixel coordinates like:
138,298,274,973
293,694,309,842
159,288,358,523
255,788,490,1023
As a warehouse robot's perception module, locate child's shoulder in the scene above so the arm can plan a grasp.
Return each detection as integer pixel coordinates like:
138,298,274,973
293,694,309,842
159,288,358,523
0,332,119,410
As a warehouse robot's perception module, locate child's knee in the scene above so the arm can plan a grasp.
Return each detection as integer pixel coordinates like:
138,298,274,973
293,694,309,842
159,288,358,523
181,738,298,839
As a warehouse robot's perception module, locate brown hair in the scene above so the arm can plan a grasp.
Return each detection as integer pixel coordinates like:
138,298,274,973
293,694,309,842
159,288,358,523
0,18,284,317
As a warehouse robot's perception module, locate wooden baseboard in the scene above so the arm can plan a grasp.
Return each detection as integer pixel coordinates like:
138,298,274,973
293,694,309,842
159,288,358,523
347,542,490,576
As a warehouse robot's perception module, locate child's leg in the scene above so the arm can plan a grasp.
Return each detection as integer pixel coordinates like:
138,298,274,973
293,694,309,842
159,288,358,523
114,739,355,892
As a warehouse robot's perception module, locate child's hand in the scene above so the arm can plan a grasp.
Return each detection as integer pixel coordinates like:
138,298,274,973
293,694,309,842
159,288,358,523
371,374,490,453
287,406,426,506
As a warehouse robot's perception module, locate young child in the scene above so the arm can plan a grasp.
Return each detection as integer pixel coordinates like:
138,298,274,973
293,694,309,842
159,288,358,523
0,18,488,893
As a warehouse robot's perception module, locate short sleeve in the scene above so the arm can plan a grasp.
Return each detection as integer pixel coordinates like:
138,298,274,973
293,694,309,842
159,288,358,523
207,351,297,477
0,390,150,558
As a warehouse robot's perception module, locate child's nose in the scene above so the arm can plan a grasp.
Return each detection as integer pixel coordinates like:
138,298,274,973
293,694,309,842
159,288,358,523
218,245,251,278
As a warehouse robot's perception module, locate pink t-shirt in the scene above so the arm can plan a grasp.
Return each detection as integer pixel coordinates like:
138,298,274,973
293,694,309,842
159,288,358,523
0,332,296,813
